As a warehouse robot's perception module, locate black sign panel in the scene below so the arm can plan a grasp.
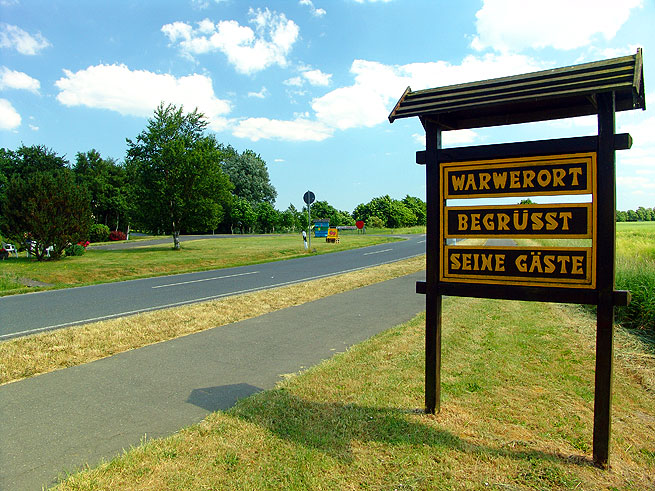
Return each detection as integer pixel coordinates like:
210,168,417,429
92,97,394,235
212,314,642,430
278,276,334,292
442,246,594,288
444,203,592,238
442,153,595,199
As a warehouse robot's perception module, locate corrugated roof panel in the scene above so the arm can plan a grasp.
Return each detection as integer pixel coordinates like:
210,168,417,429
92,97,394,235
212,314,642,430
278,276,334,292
389,50,645,129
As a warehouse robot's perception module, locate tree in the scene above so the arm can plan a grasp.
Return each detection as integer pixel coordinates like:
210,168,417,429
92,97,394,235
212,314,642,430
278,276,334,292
125,103,233,249
402,195,426,225
227,196,256,233
74,149,129,231
221,148,277,204
255,202,279,233
2,170,92,260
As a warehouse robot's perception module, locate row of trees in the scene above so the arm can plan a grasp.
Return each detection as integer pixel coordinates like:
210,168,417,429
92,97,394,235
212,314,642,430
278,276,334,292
616,207,655,222
0,103,427,259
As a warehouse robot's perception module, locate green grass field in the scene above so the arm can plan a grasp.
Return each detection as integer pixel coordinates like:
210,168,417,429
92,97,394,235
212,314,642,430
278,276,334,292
0,234,401,295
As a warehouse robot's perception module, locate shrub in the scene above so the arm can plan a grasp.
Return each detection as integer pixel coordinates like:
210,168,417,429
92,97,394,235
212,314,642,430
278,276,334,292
367,216,385,229
64,244,86,257
89,223,110,243
109,230,127,241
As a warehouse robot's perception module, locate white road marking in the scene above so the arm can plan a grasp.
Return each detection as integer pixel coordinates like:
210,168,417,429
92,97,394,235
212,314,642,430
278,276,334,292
152,271,259,289
363,248,393,256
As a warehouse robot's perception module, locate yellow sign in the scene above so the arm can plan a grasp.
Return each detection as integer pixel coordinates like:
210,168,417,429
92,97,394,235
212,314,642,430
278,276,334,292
441,153,595,199
326,227,339,243
444,203,593,239
442,246,595,289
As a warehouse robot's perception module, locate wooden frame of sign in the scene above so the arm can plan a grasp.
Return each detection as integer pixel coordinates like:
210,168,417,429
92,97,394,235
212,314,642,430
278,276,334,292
389,50,646,468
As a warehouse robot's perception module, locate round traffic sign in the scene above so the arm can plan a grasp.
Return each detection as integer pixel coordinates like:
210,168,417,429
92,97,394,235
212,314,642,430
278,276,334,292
303,191,315,205
356,220,365,229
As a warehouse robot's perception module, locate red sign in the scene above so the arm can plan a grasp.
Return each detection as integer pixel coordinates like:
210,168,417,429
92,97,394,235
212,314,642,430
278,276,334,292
356,220,365,229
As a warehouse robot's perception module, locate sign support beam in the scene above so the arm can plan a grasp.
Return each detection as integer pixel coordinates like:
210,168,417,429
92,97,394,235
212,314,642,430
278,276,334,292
593,91,617,469
423,118,442,414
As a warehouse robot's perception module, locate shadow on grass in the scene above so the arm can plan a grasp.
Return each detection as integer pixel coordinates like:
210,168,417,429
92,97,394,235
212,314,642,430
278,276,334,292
232,388,594,468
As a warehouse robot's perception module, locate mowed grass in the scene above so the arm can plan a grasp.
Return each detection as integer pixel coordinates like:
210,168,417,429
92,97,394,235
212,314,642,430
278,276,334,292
53,298,655,490
0,234,400,294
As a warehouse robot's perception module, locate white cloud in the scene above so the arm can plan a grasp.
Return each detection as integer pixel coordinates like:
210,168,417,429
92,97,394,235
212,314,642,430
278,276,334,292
232,117,333,142
0,66,40,93
284,76,304,87
313,54,545,131
472,0,643,53
0,98,21,130
162,9,299,75
0,23,50,55
235,53,546,142
248,87,269,99
29,123,39,131
302,68,331,86
55,64,231,131
299,0,326,17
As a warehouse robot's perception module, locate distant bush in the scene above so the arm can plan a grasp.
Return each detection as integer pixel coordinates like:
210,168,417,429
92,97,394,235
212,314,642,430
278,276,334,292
109,230,126,241
367,216,385,229
65,244,86,257
89,223,110,243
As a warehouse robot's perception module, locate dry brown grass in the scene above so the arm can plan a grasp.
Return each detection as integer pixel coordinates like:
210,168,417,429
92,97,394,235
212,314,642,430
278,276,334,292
0,255,425,385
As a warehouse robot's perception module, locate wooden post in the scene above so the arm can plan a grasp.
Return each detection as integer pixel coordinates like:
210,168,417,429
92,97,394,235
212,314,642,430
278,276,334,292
593,91,616,468
423,118,442,414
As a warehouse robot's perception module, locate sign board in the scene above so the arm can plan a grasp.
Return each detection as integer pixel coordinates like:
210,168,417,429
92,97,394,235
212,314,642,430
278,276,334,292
326,227,339,243
439,152,597,290
442,153,595,199
303,191,315,205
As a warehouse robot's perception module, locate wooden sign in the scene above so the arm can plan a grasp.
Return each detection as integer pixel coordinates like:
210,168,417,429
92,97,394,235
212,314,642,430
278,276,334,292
442,246,594,288
442,153,595,199
444,203,593,238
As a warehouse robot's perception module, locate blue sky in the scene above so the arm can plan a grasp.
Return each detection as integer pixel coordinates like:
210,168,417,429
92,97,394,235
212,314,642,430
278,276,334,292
1,0,653,214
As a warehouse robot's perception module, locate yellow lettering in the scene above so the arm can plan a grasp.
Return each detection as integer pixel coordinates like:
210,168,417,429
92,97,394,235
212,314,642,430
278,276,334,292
544,255,556,273
553,168,566,187
452,174,466,191
492,172,507,189
516,255,528,273
569,167,583,186
481,254,493,271
483,213,495,231
498,213,510,231
545,212,558,230
509,170,521,188
560,212,572,230
462,254,472,270
523,170,536,188
513,210,528,230
458,214,468,231
465,173,477,191
450,253,461,270
571,256,584,275
557,255,570,273
531,212,544,231
529,253,543,273
479,173,491,190
470,214,481,231
537,170,551,187
496,254,505,271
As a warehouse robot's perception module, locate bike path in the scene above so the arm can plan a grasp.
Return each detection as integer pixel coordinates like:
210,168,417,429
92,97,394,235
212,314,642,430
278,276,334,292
0,271,426,490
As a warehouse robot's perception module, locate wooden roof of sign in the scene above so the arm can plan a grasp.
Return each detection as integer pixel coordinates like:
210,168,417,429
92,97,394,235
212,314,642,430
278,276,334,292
388,49,645,130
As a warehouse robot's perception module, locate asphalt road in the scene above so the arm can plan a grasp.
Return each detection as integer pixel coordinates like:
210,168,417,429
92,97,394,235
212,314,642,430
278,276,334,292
0,235,425,339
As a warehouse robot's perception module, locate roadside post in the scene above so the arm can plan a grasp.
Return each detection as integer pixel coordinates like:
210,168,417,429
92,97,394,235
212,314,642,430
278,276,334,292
303,191,315,250
389,50,645,468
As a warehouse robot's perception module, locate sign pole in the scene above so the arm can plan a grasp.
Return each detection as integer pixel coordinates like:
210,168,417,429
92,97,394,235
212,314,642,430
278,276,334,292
424,118,442,414
307,192,312,250
593,91,617,469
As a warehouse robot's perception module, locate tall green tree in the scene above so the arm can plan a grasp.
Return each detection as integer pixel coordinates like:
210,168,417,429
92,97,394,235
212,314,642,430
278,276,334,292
2,170,92,260
74,149,129,231
125,103,233,249
221,148,277,205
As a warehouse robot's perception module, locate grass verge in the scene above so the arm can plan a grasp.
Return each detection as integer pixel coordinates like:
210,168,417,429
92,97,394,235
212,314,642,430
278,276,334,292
0,255,425,385
53,298,654,490
0,234,401,295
